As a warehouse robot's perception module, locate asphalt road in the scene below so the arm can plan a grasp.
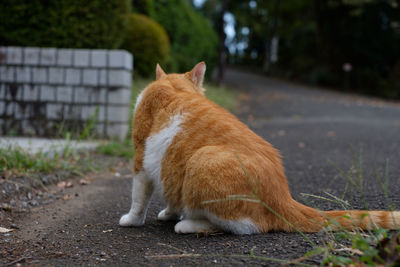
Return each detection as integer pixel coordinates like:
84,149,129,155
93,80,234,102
3,69,400,266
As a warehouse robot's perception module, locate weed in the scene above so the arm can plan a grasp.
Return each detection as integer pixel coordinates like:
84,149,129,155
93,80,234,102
96,140,134,159
0,143,94,176
79,106,99,140
205,83,237,111
301,147,399,266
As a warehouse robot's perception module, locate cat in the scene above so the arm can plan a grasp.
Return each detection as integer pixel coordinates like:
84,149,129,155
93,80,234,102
119,62,399,234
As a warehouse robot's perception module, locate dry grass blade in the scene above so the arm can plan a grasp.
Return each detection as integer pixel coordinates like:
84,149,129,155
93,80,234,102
157,243,187,253
145,253,202,259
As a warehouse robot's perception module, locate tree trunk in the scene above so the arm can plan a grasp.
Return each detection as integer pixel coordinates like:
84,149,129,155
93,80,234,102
313,0,325,63
217,0,228,85
262,0,279,74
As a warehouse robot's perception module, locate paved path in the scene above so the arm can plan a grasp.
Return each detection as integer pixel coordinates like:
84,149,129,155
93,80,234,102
4,69,400,266
225,69,400,209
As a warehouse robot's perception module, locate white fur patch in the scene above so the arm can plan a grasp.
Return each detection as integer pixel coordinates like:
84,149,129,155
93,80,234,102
143,113,183,193
134,90,144,113
184,208,260,235
174,219,217,234
207,213,260,235
157,206,181,221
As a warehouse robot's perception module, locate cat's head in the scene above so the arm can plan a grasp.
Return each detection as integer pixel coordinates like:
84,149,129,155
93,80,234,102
155,62,206,95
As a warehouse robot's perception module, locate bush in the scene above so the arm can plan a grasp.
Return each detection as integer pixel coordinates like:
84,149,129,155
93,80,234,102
0,0,131,49
153,0,218,75
121,14,170,77
132,0,154,16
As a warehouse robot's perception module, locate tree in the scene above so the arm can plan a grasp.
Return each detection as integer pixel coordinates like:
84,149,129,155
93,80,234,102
153,0,218,75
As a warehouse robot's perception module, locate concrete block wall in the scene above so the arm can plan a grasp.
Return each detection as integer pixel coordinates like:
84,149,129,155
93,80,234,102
0,46,133,140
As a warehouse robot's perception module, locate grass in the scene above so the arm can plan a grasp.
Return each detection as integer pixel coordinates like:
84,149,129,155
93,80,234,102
97,77,237,158
96,139,134,159
0,143,93,177
205,83,237,111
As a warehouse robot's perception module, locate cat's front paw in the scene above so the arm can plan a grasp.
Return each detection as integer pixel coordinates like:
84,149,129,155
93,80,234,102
157,208,180,221
119,213,145,227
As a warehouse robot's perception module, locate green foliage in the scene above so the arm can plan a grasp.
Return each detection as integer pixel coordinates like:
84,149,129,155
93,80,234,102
205,84,237,111
0,145,92,175
0,0,131,49
97,140,134,159
153,0,219,75
132,0,154,16
121,14,170,77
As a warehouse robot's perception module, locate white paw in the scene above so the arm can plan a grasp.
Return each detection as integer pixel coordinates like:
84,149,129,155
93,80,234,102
119,213,145,227
157,208,180,221
174,220,216,234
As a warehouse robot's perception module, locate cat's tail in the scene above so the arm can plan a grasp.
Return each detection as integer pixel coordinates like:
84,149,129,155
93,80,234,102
322,210,400,231
283,201,400,232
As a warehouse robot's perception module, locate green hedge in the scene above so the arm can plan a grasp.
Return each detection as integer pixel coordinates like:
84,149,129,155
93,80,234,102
0,0,131,49
153,0,218,74
121,14,170,77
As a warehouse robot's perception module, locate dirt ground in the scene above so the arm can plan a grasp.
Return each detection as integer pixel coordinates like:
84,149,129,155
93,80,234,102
1,69,400,266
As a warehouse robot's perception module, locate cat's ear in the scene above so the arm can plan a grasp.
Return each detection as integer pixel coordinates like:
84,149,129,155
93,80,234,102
186,62,206,89
156,63,166,80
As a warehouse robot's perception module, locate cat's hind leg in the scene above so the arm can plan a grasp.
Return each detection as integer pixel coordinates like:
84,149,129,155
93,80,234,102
119,171,154,227
180,146,262,235
174,219,218,234
157,205,181,221
174,209,219,234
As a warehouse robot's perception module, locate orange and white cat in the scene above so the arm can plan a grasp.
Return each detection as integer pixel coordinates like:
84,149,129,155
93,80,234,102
119,62,399,234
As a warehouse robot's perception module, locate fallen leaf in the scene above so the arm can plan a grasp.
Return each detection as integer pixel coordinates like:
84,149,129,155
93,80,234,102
57,181,73,188
102,229,113,233
57,181,66,188
1,204,12,211
114,172,121,177
278,130,286,136
3,170,12,179
0,226,13,233
327,131,336,137
79,178,91,185
63,194,71,200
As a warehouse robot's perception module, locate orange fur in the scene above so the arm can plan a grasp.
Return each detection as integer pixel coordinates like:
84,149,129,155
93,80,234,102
126,62,400,234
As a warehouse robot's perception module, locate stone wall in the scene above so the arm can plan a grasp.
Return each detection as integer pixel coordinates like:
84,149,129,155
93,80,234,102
0,46,133,140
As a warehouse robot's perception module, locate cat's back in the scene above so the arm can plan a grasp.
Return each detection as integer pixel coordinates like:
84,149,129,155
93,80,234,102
136,76,278,160
177,91,270,154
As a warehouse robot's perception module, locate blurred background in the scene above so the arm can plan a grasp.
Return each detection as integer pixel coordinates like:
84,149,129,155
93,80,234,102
1,0,399,98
